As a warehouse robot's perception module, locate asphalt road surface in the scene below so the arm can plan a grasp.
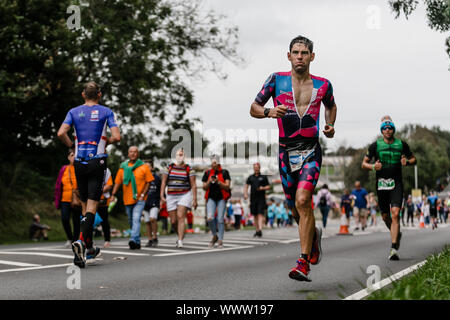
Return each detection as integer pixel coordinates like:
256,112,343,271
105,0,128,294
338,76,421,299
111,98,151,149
0,219,448,300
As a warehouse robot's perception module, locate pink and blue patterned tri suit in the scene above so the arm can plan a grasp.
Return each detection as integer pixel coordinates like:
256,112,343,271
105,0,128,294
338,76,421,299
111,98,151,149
255,72,335,207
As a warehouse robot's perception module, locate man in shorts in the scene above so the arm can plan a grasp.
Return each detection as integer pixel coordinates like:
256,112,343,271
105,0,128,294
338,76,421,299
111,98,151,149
362,115,416,260
351,181,369,231
160,148,197,248
250,35,337,281
57,81,121,268
244,163,270,238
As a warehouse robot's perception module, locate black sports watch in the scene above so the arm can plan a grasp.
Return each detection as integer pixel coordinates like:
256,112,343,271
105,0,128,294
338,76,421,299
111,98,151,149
264,108,270,118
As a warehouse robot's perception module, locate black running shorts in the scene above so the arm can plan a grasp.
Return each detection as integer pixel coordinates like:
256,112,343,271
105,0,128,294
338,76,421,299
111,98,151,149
250,198,267,216
376,181,403,214
74,157,107,202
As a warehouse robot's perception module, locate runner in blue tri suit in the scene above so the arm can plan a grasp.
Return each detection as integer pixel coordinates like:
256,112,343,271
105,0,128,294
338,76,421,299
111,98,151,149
57,81,121,268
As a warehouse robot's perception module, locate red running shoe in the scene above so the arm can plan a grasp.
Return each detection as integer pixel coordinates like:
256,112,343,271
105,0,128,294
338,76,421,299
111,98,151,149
289,258,311,282
309,227,322,265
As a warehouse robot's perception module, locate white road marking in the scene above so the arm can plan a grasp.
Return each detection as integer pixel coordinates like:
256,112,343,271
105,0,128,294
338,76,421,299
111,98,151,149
110,246,178,253
158,240,241,248
155,243,210,250
344,260,427,300
0,263,73,274
99,250,150,256
0,260,41,267
0,252,73,259
154,245,254,257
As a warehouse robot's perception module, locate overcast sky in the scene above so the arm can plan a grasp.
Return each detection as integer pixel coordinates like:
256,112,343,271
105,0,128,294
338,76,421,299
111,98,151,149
187,0,449,153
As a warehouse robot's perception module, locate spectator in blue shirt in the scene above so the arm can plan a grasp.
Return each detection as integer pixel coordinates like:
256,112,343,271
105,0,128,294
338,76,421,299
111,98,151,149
351,181,369,231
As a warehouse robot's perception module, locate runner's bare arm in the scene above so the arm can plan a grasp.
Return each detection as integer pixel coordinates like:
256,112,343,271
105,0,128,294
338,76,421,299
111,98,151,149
250,102,287,119
322,102,337,138
401,154,417,166
57,123,74,148
362,156,382,171
108,126,121,145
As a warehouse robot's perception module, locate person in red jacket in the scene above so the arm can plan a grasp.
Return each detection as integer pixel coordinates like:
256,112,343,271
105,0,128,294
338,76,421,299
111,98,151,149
202,155,231,249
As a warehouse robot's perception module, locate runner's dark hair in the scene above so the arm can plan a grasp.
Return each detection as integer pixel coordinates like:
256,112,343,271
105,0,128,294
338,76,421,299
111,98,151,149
83,81,101,100
289,35,313,53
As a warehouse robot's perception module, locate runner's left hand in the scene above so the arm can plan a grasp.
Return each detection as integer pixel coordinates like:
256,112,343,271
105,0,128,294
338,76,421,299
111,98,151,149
193,199,198,210
401,155,407,166
323,124,335,138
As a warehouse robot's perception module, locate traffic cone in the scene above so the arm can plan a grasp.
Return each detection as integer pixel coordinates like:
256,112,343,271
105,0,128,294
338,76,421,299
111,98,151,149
419,212,425,228
337,207,353,236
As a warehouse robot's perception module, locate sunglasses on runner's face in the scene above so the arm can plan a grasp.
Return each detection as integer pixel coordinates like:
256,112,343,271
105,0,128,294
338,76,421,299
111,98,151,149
382,126,393,131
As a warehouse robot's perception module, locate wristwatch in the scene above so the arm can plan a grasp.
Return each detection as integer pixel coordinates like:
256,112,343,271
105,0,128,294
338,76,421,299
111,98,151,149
264,108,270,118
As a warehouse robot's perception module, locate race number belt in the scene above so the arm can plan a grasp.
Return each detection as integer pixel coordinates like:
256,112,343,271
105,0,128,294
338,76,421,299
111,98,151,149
288,149,315,173
378,178,395,190
280,137,318,173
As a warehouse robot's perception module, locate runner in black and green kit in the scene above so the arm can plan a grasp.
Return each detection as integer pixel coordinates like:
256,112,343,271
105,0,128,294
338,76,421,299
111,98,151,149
362,115,416,260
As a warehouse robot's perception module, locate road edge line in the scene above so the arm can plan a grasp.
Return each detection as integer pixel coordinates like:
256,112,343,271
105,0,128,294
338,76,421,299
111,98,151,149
343,260,427,300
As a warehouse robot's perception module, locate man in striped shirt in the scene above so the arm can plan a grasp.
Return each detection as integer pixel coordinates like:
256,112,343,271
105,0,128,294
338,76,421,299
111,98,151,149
160,148,198,248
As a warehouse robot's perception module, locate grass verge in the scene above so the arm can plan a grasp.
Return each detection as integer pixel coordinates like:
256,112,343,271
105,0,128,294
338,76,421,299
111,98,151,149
367,246,450,300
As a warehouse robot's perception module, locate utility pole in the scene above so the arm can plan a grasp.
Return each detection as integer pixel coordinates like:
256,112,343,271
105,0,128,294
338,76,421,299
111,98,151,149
414,165,418,189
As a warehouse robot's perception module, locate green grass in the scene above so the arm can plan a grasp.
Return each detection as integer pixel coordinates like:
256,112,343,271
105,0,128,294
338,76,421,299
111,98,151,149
367,246,450,300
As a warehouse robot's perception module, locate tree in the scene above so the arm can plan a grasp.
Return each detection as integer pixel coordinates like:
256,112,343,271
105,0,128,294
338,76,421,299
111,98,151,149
0,0,243,170
388,0,450,60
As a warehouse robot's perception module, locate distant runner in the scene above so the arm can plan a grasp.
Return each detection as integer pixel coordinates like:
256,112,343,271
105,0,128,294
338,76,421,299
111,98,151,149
362,115,416,260
250,35,337,282
57,81,121,268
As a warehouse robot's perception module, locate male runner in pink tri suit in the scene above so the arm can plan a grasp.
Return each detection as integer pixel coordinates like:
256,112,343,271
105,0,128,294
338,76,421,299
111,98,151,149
250,35,337,282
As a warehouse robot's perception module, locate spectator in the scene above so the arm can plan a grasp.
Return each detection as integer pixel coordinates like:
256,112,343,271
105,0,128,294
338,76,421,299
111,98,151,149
232,199,244,230
428,191,438,229
276,202,284,227
186,210,194,232
341,189,352,225
54,149,82,247
267,199,276,228
143,160,161,247
29,214,50,241
405,195,415,227
160,148,197,248
421,195,430,226
202,154,231,249
97,168,113,248
244,162,270,238
316,184,332,229
443,199,449,224
351,181,369,231
159,202,169,235
368,192,378,227
111,146,154,250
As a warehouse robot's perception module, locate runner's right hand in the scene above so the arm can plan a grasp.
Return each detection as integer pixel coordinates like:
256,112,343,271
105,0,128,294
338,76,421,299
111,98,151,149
374,160,382,171
269,105,288,118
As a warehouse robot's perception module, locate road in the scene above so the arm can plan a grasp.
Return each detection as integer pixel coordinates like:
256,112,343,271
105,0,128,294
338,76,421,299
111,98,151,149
0,219,448,300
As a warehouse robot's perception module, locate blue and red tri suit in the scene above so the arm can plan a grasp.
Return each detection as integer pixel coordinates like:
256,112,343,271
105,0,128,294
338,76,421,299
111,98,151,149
255,72,335,207
63,104,117,161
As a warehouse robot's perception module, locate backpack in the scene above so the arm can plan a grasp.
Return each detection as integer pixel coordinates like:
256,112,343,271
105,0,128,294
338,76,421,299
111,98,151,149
319,194,327,207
